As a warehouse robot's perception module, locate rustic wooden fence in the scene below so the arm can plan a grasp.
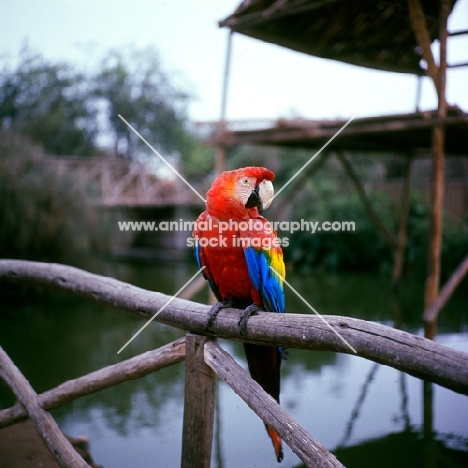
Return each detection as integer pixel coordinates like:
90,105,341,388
0,260,467,468
44,156,204,207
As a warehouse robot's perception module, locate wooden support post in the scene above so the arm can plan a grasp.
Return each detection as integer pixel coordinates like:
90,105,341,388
407,0,450,339
407,0,439,89
423,0,449,339
336,152,398,250
0,346,91,468
392,157,413,288
181,334,216,468
204,340,345,467
415,75,423,111
215,31,233,175
215,124,227,176
423,381,437,468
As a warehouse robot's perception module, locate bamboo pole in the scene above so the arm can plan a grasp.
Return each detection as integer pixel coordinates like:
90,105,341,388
407,0,451,339
423,0,450,339
0,337,185,429
215,31,233,175
0,346,91,468
407,0,439,89
392,157,413,288
204,340,344,468
1,260,467,395
336,152,398,249
181,335,216,468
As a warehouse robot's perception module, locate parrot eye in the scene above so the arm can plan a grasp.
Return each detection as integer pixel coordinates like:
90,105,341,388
241,177,250,185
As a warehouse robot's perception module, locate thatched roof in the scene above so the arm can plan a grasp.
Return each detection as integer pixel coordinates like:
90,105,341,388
206,106,468,155
220,0,458,74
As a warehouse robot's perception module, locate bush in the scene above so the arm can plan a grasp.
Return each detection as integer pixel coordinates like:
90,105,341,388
287,192,394,273
0,132,120,269
287,189,468,285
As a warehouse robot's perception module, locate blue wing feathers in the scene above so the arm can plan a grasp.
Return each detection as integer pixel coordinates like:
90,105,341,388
244,247,285,314
245,248,261,290
194,242,202,270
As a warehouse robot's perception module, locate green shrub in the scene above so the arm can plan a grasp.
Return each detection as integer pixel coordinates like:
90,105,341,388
286,192,394,273
0,132,120,269
287,189,468,286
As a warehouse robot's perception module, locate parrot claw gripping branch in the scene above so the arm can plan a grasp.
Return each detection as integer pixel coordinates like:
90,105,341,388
238,303,264,336
193,166,286,462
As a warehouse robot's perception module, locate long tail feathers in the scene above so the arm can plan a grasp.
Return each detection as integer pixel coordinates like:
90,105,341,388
266,425,284,462
243,343,283,462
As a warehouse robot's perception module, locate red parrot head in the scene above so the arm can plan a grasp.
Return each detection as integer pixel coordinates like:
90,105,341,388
206,166,275,219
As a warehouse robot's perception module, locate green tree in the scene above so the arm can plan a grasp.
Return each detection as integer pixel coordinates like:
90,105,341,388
0,45,195,162
0,47,97,155
94,46,191,159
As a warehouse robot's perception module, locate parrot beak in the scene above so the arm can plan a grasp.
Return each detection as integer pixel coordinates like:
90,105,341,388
245,186,262,211
258,180,274,211
245,180,274,214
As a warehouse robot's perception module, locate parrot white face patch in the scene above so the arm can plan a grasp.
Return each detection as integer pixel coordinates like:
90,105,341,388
236,176,256,204
258,180,274,210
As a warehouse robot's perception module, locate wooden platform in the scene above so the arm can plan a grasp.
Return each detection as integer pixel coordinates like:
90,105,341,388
204,107,468,155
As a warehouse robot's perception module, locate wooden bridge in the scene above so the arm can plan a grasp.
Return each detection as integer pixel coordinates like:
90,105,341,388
0,260,467,468
45,156,206,208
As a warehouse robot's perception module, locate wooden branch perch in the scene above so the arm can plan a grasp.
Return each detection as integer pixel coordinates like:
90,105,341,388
0,337,185,429
0,346,91,468
205,340,344,468
1,260,467,395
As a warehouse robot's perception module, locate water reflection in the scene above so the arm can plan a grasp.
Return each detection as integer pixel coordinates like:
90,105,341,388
0,262,467,468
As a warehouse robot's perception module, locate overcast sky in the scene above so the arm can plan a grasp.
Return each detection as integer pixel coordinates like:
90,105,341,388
1,0,467,123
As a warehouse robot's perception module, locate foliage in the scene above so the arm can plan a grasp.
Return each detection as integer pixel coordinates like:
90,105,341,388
94,46,191,159
0,47,97,155
0,45,197,164
0,132,122,270
180,133,216,182
287,185,468,283
286,191,395,273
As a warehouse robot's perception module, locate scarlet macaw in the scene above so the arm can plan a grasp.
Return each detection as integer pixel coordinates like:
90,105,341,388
193,166,285,462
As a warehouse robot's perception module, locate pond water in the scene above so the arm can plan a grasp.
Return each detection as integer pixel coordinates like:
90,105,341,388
0,261,467,468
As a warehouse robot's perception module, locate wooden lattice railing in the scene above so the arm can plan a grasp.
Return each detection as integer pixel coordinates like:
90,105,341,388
0,260,467,468
45,156,205,207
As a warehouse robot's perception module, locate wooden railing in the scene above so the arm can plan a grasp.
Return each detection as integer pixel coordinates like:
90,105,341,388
1,260,467,468
44,156,205,207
